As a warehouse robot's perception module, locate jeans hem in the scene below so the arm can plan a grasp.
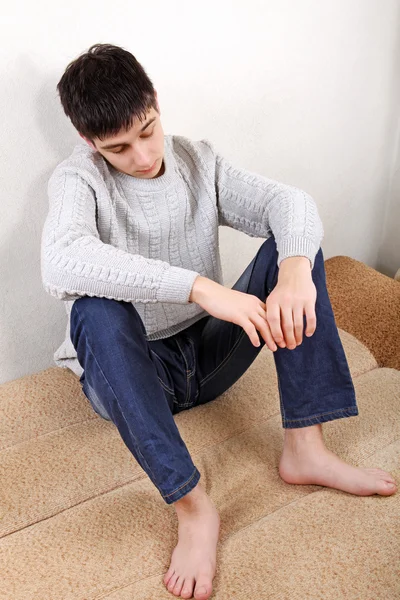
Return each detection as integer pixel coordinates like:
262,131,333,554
162,467,201,505
282,406,359,429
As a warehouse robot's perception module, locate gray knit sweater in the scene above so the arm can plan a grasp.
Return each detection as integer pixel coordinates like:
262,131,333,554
41,134,324,378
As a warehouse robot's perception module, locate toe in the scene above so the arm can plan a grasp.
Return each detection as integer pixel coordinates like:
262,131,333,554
172,576,184,596
383,475,396,484
378,480,397,495
167,573,179,592
379,470,395,482
164,568,175,586
194,577,212,600
181,577,195,598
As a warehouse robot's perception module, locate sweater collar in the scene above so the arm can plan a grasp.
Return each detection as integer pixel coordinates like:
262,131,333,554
103,134,177,191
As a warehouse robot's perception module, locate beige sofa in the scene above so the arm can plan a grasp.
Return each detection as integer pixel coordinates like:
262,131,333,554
1,256,399,599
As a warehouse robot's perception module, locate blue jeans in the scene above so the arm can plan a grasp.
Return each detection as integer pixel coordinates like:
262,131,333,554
70,235,358,504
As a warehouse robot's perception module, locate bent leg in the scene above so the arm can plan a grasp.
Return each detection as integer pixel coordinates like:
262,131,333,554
193,234,359,429
70,296,200,504
273,244,359,428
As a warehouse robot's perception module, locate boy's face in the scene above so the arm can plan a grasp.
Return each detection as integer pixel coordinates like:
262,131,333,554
79,92,165,179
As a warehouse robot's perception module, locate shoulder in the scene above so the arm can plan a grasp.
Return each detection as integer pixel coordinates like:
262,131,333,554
47,141,109,193
167,134,217,173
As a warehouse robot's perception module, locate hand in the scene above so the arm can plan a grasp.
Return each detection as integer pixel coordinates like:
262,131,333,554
190,276,279,351
266,256,317,350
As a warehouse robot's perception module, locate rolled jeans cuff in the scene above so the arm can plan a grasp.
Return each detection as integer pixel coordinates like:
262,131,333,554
161,467,201,504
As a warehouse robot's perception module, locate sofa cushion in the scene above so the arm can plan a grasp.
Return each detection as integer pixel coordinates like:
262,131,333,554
1,326,399,599
325,255,400,371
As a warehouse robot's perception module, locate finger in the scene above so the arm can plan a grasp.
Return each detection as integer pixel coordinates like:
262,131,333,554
238,314,260,348
257,305,268,321
251,314,278,352
266,301,286,348
280,305,296,349
304,301,317,336
256,307,284,351
292,305,304,345
242,319,264,349
259,299,267,311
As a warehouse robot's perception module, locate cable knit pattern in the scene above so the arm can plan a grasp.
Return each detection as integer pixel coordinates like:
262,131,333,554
41,134,324,377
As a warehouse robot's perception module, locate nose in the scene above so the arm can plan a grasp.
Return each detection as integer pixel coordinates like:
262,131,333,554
130,147,152,169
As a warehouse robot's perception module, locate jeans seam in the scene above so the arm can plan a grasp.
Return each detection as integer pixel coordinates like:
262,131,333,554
175,337,195,376
175,337,195,404
186,373,192,404
157,376,176,396
188,338,196,376
276,369,286,423
283,406,358,424
198,329,246,387
163,467,198,499
187,338,200,404
149,349,176,395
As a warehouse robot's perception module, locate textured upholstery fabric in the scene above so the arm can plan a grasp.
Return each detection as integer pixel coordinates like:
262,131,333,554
1,256,399,599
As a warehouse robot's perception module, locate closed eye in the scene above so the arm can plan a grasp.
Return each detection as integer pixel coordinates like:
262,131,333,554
113,130,154,154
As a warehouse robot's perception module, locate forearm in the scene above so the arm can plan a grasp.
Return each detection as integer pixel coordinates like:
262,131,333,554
189,256,312,305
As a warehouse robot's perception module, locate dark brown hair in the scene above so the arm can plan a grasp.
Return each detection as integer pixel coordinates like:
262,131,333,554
56,43,158,142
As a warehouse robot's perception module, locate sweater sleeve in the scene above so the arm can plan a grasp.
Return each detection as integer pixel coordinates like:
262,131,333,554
200,139,324,269
41,169,200,304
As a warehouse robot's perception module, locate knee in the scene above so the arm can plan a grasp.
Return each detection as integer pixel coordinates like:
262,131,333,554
72,295,112,313
72,296,130,320
70,297,112,347
71,296,111,327
70,296,147,338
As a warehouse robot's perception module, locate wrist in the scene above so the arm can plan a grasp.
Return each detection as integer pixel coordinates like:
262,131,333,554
279,256,312,271
189,275,210,303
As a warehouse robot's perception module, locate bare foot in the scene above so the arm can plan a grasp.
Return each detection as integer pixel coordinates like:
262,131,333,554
163,482,220,599
279,424,398,496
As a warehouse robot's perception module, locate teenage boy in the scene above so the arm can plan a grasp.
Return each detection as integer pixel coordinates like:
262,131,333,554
41,43,397,600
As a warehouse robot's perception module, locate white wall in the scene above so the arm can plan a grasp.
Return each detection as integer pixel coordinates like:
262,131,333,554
377,112,400,278
1,0,399,384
